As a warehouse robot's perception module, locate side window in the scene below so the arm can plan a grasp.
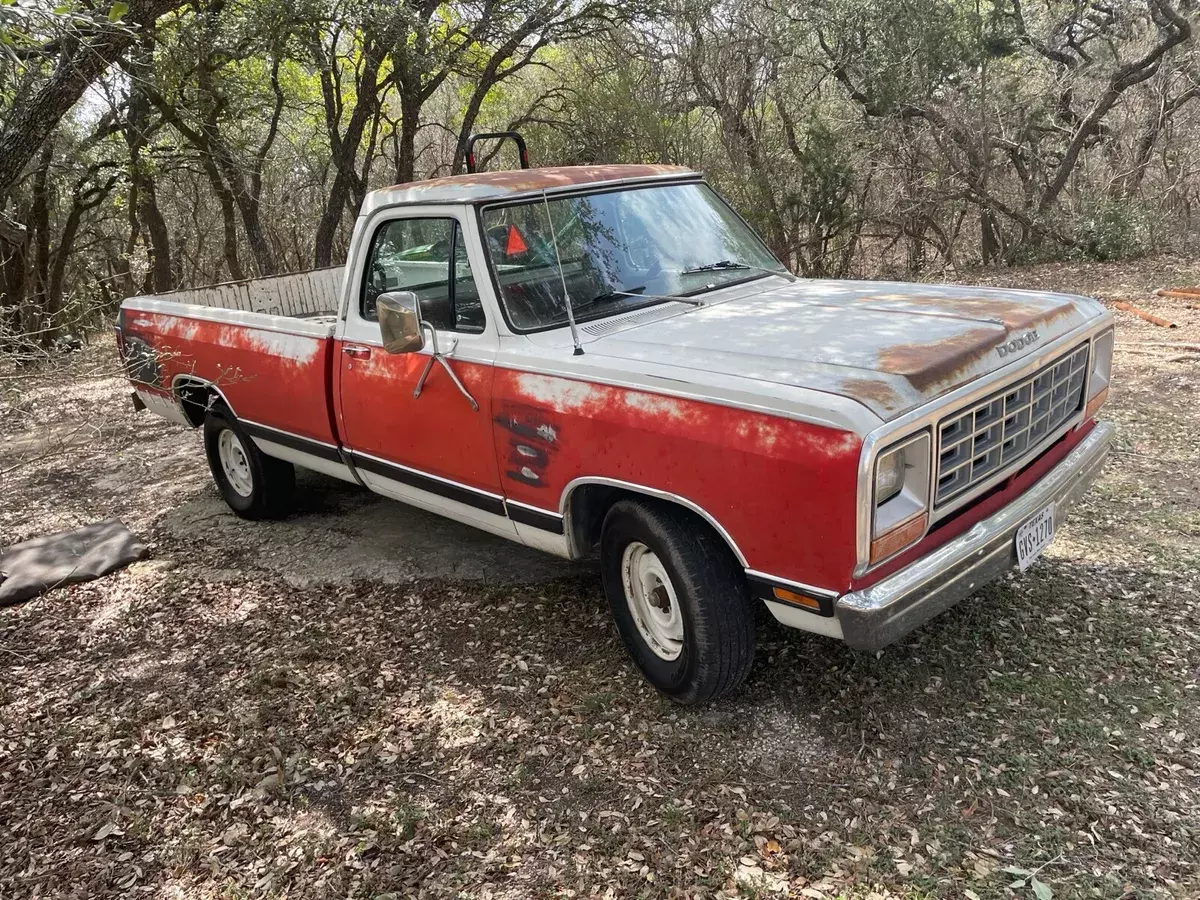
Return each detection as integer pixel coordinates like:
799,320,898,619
361,217,485,333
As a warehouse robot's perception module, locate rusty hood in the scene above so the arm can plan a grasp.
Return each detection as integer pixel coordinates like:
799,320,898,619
586,278,1105,420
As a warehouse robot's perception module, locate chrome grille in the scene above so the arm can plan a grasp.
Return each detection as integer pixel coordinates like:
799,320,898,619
935,343,1089,507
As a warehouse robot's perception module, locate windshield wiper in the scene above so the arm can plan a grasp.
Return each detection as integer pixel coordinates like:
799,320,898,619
681,259,748,274
681,259,796,281
582,285,646,307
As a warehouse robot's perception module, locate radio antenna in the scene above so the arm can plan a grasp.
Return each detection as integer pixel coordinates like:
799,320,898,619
541,189,584,356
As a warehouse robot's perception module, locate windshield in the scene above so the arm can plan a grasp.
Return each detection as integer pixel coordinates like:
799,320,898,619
480,182,786,332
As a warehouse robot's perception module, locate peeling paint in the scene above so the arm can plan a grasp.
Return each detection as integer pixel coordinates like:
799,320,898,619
622,390,687,420
174,319,200,341
492,367,864,588
117,309,336,444
514,373,598,413
733,418,783,452
243,329,320,365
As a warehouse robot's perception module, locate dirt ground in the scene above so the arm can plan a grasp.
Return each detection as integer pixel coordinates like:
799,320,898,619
2,257,1198,899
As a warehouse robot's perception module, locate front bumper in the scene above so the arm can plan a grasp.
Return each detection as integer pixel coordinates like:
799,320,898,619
836,420,1115,652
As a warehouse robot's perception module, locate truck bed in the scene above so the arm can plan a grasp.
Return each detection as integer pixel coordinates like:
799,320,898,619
116,267,346,452
138,266,345,319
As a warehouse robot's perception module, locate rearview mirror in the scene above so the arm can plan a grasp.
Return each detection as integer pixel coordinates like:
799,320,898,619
377,291,424,354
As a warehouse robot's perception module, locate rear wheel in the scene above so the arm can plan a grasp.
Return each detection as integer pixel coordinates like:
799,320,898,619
600,499,754,704
203,408,294,519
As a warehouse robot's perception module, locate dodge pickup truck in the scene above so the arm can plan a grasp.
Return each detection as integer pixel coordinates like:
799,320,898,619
117,132,1115,704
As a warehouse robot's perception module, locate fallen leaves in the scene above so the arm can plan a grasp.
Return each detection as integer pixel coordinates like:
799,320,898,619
92,822,123,842
3,260,1200,899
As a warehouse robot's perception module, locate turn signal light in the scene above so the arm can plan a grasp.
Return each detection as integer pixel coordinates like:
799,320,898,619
772,587,822,611
1084,386,1109,420
870,512,928,565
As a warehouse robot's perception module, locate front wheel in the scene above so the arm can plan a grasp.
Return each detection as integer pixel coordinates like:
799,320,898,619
203,408,295,520
600,499,755,704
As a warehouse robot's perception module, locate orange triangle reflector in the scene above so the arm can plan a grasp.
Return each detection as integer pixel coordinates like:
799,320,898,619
505,224,528,256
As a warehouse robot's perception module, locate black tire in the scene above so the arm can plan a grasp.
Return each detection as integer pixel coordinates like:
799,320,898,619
203,407,295,520
600,499,754,704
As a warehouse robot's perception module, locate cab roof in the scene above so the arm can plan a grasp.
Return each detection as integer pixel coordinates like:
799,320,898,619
361,164,699,213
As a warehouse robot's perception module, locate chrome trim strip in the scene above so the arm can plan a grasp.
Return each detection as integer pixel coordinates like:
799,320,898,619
241,420,344,465
349,449,506,501
744,568,840,601
347,450,507,517
241,418,340,451
505,499,565,534
506,498,563,518
839,420,1114,651
559,476,749,566
853,312,1114,576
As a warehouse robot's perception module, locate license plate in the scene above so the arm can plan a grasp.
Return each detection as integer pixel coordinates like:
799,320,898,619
1015,503,1055,571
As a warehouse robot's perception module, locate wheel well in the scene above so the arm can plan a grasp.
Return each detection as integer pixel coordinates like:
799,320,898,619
564,483,746,566
174,378,224,427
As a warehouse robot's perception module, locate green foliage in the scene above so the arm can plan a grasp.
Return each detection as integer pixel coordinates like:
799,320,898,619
2,0,1197,339
1074,200,1152,263
823,0,980,110
788,120,856,237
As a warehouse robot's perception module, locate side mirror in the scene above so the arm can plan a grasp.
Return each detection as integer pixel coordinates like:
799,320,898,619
377,291,425,354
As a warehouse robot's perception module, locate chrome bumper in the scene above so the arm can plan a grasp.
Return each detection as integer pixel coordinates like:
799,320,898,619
836,421,1115,652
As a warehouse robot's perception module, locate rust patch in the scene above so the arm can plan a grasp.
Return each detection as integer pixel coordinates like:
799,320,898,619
857,292,1077,332
383,165,694,196
878,326,1000,394
494,404,561,488
840,377,906,412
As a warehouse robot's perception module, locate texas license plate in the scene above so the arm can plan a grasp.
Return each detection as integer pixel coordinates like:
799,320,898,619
1015,503,1055,571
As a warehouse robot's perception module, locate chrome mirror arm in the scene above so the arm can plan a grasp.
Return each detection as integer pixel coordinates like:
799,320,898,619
412,324,479,412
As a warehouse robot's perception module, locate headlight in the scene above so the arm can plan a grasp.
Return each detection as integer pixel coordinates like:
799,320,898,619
1086,329,1113,417
870,432,932,564
875,452,905,505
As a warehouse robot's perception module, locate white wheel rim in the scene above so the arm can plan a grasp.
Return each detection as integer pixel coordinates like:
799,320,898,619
217,428,254,497
620,542,684,661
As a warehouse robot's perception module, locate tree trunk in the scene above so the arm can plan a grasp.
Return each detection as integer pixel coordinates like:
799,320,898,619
313,39,387,267
126,31,173,294
29,143,54,347
395,93,421,184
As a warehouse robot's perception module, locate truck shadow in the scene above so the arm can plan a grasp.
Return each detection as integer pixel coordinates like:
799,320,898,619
155,468,573,586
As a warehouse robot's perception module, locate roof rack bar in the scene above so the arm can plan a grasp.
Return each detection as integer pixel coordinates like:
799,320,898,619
465,132,530,174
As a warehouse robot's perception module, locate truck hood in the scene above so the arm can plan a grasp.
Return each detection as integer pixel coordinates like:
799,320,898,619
585,278,1103,420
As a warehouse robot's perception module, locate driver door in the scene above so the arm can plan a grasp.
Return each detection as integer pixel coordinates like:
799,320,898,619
334,211,514,539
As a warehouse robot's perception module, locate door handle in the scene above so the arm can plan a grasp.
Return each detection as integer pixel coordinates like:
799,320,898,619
342,345,371,359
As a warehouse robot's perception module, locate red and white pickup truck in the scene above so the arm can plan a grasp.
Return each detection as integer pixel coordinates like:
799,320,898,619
117,134,1115,703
